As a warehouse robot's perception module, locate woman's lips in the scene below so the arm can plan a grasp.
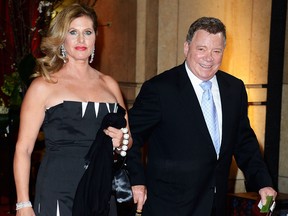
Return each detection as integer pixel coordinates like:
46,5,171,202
75,46,87,51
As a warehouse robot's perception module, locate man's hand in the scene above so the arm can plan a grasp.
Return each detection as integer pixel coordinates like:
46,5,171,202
259,187,277,205
132,185,147,213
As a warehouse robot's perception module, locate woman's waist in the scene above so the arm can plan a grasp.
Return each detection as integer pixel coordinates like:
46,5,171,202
44,140,92,157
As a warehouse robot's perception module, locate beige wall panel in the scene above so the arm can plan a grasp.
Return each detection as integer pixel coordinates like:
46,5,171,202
249,1,271,84
158,0,179,73
246,87,267,148
278,177,288,193
144,0,159,80
220,0,253,82
248,106,266,151
246,88,267,103
135,0,147,83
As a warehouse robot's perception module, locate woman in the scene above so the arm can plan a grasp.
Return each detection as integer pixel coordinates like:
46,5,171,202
13,3,132,216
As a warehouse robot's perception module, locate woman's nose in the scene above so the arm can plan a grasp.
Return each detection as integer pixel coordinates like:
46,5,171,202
78,34,85,42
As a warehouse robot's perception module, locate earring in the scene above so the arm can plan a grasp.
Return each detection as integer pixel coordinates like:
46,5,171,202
60,45,67,63
89,48,95,63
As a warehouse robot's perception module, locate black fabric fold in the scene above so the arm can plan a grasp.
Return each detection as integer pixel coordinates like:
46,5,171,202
72,106,126,216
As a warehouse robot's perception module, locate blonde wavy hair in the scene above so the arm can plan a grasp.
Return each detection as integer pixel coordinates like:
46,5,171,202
32,3,98,82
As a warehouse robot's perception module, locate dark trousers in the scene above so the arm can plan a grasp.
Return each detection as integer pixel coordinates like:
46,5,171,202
210,193,217,216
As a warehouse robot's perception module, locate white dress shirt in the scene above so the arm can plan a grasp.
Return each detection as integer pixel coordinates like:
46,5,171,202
185,62,223,143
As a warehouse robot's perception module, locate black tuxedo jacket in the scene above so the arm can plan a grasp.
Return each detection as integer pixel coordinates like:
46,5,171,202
127,63,273,216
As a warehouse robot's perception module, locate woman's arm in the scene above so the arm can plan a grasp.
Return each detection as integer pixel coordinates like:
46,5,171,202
14,79,47,215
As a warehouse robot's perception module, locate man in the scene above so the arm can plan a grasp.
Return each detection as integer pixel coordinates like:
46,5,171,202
127,17,277,215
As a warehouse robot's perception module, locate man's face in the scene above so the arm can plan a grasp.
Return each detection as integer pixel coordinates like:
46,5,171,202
184,29,225,81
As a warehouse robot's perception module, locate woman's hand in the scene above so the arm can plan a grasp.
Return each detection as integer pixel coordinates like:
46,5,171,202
104,126,132,156
16,206,35,216
104,126,126,148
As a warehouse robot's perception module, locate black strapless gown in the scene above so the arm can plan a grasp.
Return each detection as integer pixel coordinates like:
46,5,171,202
34,101,119,216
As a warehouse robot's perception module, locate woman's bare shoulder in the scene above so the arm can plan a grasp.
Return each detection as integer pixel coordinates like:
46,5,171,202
23,76,58,107
98,72,119,88
27,76,56,93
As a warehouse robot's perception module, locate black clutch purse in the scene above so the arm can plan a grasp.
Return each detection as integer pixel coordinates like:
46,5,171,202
112,156,133,203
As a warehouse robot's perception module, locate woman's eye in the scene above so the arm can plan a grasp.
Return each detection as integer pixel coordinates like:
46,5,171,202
69,30,77,35
84,31,92,35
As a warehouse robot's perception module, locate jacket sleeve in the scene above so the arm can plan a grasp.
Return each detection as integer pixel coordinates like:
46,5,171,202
127,80,162,186
233,83,274,191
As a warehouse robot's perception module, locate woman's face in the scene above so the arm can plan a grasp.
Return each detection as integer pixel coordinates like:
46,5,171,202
64,16,96,63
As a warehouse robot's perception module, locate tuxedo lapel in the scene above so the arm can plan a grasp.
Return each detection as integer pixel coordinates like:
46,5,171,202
176,65,213,146
216,72,234,156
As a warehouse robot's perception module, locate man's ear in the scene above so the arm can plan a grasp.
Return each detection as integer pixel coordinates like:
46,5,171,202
183,41,189,57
